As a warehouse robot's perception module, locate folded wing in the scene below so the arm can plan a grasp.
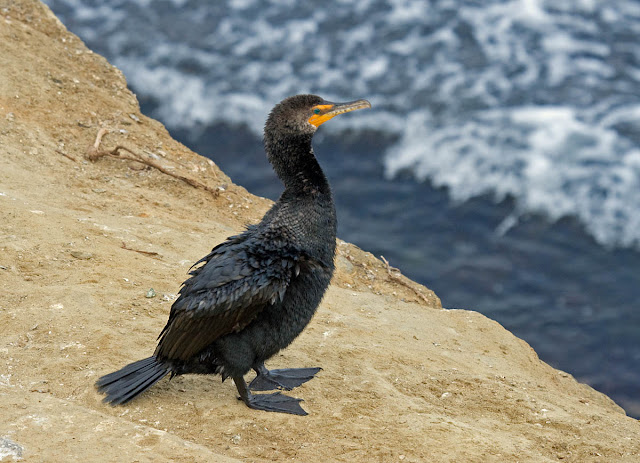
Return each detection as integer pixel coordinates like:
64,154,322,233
155,229,302,361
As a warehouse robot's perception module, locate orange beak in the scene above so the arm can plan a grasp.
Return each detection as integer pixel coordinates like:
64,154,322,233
308,99,372,127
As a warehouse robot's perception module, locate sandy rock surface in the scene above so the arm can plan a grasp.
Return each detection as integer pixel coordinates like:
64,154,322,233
1,1,639,462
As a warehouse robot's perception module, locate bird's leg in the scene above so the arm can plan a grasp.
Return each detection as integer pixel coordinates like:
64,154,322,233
233,375,308,416
248,362,322,391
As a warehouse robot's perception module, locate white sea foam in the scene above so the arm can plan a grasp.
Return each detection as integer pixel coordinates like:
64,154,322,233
387,104,640,247
43,0,640,248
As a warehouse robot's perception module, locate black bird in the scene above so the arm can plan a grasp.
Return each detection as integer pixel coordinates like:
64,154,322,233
96,94,371,415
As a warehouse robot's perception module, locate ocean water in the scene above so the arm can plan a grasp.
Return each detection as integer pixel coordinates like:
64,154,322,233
43,0,640,417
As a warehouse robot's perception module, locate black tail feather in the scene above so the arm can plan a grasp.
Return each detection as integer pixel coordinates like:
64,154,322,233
99,361,160,395
96,356,170,405
97,357,158,386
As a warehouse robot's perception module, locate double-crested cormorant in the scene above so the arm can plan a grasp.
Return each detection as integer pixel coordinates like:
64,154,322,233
96,94,371,415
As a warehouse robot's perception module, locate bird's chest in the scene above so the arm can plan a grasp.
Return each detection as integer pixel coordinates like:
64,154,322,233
272,262,332,334
284,199,336,260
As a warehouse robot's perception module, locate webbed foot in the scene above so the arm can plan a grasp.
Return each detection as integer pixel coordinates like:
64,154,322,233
243,391,307,415
234,376,308,416
249,364,322,391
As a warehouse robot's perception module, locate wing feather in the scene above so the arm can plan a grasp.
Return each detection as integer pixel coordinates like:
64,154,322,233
154,229,302,361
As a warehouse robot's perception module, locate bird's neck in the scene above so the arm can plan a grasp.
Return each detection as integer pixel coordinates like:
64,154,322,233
265,132,331,195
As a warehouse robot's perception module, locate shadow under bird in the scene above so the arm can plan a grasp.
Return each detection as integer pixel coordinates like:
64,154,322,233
96,94,371,415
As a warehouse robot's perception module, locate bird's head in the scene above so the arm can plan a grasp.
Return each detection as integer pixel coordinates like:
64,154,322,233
265,94,371,136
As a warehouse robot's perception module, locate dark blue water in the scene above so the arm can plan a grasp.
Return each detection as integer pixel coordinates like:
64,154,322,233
44,0,640,417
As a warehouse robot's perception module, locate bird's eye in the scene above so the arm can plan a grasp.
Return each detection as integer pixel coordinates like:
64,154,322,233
313,108,321,114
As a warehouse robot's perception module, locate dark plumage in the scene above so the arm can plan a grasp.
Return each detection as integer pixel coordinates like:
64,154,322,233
96,94,371,415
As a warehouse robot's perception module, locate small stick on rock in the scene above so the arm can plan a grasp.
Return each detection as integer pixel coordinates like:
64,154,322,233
56,149,78,162
94,128,108,151
121,241,161,258
381,255,430,305
86,128,220,196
